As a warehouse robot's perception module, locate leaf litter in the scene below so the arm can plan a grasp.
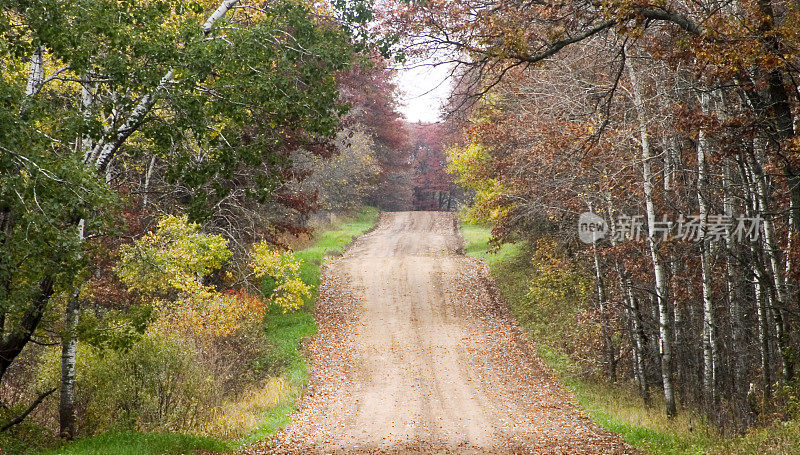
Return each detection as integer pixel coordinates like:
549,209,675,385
242,212,641,455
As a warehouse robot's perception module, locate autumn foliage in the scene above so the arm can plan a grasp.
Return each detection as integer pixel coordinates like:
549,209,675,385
385,0,800,430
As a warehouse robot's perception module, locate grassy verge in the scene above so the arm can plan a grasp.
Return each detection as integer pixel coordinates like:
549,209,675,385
709,420,800,455
463,221,800,455
33,207,380,455
37,432,232,455
239,206,379,445
459,221,721,455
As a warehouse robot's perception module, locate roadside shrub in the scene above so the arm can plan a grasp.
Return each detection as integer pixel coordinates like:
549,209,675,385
117,216,308,337
521,238,595,368
37,328,208,434
250,242,311,311
36,322,269,437
85,329,208,432
27,215,311,439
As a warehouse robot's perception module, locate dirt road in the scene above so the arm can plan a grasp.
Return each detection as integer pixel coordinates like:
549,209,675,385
264,212,639,454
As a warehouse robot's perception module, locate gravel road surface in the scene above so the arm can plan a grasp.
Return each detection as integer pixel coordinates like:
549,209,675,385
259,211,640,454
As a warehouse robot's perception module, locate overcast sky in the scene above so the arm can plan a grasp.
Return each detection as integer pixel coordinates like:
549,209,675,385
394,61,454,124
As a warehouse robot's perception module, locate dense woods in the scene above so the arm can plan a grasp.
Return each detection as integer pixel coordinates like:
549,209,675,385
385,0,800,432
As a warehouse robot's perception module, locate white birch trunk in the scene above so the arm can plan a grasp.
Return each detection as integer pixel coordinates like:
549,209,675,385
59,219,83,439
608,198,650,400
629,63,677,417
142,155,157,207
697,91,718,405
58,76,97,439
79,72,96,161
59,294,79,439
203,0,241,34
25,46,44,97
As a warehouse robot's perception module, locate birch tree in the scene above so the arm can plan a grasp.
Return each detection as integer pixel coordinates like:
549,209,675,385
629,62,677,417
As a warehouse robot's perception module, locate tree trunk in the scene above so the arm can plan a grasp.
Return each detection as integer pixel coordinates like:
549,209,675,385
142,155,157,208
592,242,616,382
755,271,772,401
0,278,54,383
630,64,677,417
59,219,84,440
59,291,80,439
628,276,650,403
696,91,718,407
749,144,794,382
656,82,678,191
673,273,685,396
608,199,649,400
25,46,44,97
724,157,750,425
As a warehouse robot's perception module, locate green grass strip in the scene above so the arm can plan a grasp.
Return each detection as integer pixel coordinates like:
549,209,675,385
239,206,380,446
36,432,232,455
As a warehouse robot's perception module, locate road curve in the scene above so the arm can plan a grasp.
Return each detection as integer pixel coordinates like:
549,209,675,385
261,211,640,455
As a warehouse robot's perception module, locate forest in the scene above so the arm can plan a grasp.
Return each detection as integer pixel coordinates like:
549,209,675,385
389,0,800,432
3,0,800,454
